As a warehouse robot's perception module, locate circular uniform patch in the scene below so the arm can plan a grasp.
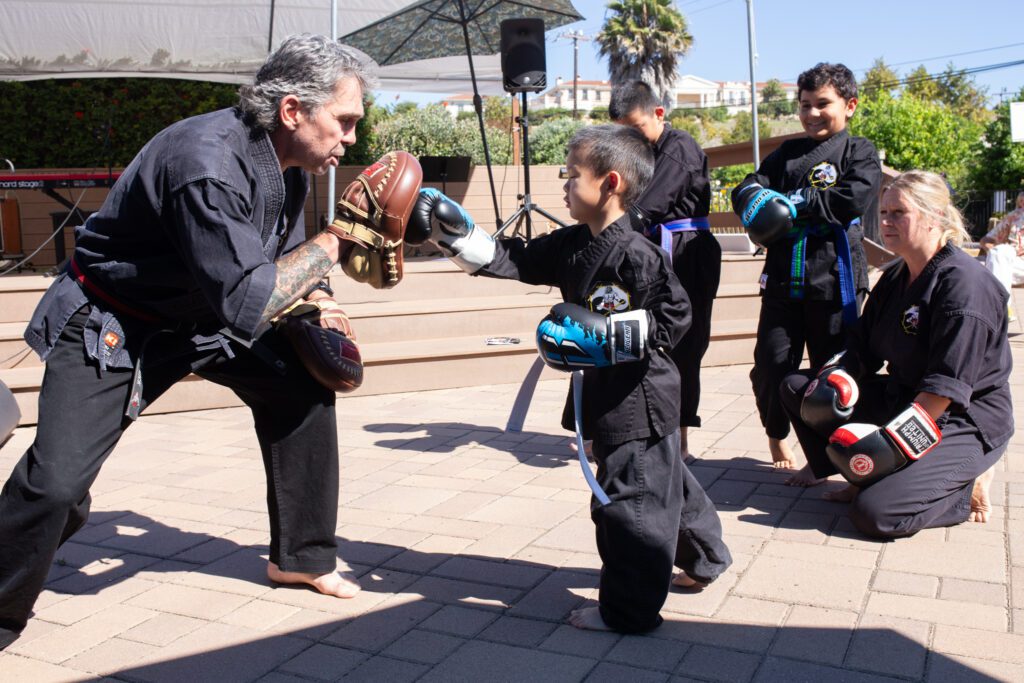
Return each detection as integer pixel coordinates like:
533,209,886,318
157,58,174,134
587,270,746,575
809,161,838,189
901,304,921,335
587,283,631,314
850,453,875,477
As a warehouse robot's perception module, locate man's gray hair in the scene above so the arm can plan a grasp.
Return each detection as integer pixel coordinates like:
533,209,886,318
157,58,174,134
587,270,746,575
567,125,654,207
238,33,377,133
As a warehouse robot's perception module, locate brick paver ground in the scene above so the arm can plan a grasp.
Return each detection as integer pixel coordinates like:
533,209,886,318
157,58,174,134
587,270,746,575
1,339,1023,681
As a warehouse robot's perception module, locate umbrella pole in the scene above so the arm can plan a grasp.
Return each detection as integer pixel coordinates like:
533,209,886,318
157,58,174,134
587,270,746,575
457,2,501,229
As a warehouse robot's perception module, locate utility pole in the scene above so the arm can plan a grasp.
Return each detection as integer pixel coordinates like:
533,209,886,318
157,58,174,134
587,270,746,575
559,30,589,119
745,0,760,165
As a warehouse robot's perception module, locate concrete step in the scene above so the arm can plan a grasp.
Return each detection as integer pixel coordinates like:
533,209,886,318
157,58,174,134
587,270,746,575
1,316,759,426
0,287,761,369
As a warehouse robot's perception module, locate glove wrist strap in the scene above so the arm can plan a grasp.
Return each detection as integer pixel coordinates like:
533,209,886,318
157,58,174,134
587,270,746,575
449,227,496,274
884,403,941,460
607,310,649,364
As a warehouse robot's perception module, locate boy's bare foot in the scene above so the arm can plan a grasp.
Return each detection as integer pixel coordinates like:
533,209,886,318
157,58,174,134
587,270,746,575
680,427,698,464
569,439,594,460
267,562,361,598
785,463,827,487
769,437,797,469
671,571,707,591
823,484,858,503
568,606,613,631
969,466,996,523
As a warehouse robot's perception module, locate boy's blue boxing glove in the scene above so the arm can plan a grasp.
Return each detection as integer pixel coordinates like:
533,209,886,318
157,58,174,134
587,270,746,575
733,183,797,247
407,188,495,273
536,302,651,371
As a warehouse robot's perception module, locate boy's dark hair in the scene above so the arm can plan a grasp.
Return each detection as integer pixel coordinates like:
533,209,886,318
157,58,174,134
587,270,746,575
608,81,660,121
567,124,654,207
797,63,858,101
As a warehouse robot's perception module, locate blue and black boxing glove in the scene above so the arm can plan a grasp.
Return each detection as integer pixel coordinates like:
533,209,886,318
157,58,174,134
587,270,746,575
733,183,797,247
536,303,651,371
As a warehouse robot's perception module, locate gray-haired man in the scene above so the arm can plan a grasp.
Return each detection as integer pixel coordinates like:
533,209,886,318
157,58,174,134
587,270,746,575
0,34,380,639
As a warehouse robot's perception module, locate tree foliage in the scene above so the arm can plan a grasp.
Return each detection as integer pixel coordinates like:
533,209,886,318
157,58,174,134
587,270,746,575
724,111,772,144
850,91,981,185
860,58,900,97
967,87,1024,192
597,0,693,107
758,79,794,118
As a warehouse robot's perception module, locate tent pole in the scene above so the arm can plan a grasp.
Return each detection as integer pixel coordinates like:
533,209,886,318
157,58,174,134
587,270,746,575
457,0,501,229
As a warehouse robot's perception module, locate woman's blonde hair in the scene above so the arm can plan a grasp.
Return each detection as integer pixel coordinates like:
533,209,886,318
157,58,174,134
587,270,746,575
883,170,970,247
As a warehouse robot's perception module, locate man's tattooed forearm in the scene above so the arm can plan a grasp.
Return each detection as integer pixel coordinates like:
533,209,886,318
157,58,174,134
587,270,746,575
262,242,334,322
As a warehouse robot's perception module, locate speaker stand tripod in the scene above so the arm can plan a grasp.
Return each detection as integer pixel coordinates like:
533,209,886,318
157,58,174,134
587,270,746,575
496,92,568,241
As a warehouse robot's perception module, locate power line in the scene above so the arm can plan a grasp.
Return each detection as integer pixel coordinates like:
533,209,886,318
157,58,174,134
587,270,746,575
669,58,1024,113
855,41,1024,75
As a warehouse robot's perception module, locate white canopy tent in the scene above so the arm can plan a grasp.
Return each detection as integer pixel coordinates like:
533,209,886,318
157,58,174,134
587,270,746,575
0,0,506,94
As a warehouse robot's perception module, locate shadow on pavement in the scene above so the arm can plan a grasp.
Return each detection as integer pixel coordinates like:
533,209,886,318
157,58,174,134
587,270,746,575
21,511,998,682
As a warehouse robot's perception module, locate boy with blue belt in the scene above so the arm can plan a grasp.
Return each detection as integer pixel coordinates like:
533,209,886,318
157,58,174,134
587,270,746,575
731,63,881,476
610,80,719,465
407,125,732,633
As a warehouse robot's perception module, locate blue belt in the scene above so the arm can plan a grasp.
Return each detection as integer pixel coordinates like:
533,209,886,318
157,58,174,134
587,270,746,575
647,217,711,263
786,218,860,325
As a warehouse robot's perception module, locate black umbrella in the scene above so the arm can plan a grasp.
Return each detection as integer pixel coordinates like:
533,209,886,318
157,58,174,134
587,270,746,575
341,0,583,228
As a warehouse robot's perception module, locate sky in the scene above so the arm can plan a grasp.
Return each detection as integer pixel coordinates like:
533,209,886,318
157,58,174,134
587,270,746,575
379,0,1024,106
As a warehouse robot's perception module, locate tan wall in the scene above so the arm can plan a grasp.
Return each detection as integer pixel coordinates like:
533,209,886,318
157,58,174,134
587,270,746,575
0,133,805,268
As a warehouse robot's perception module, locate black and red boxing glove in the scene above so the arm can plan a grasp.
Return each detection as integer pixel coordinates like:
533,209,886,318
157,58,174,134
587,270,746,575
826,403,941,487
800,367,859,437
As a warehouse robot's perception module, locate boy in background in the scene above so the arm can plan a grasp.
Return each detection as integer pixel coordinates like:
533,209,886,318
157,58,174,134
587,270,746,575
731,63,881,477
610,80,719,465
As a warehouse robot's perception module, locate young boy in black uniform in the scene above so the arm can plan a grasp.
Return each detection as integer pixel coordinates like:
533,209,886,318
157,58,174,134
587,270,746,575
610,81,720,468
407,125,732,633
731,63,881,475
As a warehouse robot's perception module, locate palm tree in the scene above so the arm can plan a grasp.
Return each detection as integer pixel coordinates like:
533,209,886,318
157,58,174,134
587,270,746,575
597,0,694,107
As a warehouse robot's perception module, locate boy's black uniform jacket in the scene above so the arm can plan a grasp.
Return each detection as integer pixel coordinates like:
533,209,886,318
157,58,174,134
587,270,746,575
478,215,691,445
734,130,881,306
842,244,1014,451
636,124,710,223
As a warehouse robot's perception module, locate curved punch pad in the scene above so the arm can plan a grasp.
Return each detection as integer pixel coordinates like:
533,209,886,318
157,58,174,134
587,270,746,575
276,315,363,393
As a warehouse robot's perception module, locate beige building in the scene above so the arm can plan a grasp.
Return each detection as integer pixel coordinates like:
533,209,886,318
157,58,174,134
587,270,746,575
441,76,798,119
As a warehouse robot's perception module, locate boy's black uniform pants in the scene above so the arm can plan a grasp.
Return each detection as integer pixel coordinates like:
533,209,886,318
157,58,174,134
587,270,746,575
0,307,340,631
750,296,849,440
669,230,721,428
592,429,732,633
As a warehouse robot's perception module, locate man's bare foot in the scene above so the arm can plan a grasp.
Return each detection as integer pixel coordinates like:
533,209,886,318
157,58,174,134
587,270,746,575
769,437,797,470
671,571,707,591
823,484,858,503
785,463,828,487
969,466,996,523
267,562,361,598
568,606,613,631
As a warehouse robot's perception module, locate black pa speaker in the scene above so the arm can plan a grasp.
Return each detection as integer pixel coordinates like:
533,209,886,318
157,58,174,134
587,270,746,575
500,18,546,93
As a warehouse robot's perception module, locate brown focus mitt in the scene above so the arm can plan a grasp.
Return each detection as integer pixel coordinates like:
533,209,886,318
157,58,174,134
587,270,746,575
274,300,362,393
327,151,423,289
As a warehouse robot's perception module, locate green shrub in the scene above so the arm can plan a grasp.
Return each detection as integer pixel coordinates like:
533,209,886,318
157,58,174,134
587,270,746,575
370,103,511,165
528,118,588,165
0,78,381,167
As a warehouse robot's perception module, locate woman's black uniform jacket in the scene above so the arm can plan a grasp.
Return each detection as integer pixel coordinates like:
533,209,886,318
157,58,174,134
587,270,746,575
843,244,1013,450
478,214,691,445
733,130,881,305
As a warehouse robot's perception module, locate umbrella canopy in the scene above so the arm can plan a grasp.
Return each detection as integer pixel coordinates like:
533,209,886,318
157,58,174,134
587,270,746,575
0,0,507,93
341,0,582,66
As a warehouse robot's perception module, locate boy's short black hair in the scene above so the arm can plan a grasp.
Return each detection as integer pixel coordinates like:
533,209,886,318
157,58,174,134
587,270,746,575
608,81,660,121
797,63,858,101
567,124,654,207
